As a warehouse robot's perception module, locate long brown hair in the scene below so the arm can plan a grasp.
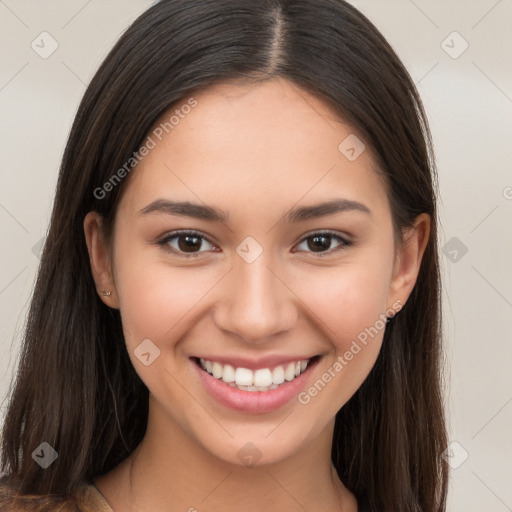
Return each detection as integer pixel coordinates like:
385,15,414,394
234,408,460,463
0,1,448,510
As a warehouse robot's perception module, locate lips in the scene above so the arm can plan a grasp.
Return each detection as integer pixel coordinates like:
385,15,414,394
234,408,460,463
191,355,320,413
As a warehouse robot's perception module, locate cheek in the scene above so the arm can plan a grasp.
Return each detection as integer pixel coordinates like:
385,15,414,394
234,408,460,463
293,266,390,419
112,246,221,402
290,250,393,408
293,256,392,346
112,237,212,349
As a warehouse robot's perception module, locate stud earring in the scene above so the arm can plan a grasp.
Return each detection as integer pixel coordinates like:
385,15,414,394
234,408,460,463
386,300,403,322
101,290,111,297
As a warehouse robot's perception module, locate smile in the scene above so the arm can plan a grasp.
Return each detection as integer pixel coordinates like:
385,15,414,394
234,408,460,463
198,357,311,391
192,355,320,413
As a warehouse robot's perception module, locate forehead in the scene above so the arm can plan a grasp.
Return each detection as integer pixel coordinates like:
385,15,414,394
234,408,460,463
118,78,390,225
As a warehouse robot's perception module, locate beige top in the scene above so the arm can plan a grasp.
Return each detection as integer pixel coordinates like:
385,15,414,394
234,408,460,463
73,481,114,512
0,479,114,512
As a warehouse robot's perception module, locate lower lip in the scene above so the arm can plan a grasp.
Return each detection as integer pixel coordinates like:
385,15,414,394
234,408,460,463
192,358,319,414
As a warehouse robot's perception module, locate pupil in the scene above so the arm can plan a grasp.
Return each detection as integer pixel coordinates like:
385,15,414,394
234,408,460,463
179,235,201,252
309,235,330,252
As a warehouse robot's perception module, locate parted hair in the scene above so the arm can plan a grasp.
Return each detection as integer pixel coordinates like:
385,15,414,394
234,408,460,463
1,1,448,510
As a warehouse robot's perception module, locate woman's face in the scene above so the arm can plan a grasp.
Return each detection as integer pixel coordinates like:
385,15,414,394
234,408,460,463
86,77,427,467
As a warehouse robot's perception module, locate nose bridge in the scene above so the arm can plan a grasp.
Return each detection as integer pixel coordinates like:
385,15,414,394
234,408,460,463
213,250,296,343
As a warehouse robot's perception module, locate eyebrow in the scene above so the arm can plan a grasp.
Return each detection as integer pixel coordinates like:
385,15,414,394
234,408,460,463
139,199,229,223
138,198,371,223
284,198,371,222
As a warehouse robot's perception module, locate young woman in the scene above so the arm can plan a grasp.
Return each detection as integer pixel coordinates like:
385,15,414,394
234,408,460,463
0,0,448,510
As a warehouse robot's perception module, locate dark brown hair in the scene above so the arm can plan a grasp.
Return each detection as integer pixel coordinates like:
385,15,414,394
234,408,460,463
0,1,448,510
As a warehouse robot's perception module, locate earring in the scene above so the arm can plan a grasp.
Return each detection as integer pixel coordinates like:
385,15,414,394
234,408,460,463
386,300,403,322
101,290,111,297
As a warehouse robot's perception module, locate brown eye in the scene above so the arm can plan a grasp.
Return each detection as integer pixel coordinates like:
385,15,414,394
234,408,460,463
158,231,217,257
294,232,352,256
176,234,203,252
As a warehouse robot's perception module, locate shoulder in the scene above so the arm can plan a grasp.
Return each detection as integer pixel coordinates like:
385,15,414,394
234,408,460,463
0,476,112,512
72,480,113,512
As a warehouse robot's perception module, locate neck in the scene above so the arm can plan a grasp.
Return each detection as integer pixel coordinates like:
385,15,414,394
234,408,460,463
95,397,357,512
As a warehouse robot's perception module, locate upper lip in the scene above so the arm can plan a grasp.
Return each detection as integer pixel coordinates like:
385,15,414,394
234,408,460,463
192,354,319,370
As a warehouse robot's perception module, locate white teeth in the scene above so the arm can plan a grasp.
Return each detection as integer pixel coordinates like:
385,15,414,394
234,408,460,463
272,366,285,385
253,368,273,387
235,367,253,386
222,364,235,383
284,362,296,381
198,357,312,391
212,362,223,379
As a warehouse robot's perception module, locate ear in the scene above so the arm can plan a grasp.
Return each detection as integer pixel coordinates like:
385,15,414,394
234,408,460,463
83,211,119,309
387,213,430,312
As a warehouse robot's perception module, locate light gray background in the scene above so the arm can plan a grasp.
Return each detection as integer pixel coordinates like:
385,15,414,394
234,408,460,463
1,1,511,510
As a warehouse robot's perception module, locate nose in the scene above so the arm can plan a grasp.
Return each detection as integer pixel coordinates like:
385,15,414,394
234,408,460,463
212,253,298,344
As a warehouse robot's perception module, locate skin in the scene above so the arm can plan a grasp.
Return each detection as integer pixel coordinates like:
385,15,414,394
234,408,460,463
84,77,430,512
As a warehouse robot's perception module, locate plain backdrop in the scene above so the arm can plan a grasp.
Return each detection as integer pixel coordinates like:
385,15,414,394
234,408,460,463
1,1,511,510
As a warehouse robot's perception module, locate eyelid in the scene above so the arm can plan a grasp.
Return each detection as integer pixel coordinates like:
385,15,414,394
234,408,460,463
292,230,353,257
157,230,218,257
157,229,353,258
297,229,352,243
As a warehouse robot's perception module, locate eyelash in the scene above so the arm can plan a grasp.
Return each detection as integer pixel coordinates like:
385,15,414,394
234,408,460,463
156,230,353,258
